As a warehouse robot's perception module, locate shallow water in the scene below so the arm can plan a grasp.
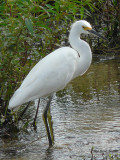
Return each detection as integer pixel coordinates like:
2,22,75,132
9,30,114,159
0,55,120,160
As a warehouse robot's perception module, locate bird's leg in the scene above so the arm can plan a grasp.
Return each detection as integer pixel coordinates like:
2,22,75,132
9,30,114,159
47,107,54,144
18,102,30,121
42,95,53,146
33,98,40,128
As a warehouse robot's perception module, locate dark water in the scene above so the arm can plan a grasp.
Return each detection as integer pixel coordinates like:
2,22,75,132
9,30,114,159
0,55,120,160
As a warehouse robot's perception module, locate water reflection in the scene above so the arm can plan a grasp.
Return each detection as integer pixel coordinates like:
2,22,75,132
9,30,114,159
0,56,120,159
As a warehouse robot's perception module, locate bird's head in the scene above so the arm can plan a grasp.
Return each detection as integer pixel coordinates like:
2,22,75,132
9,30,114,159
78,20,92,34
72,20,107,40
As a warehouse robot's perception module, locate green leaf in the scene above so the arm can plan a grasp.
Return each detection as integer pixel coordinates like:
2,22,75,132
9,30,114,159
39,24,52,31
80,7,84,20
25,18,34,35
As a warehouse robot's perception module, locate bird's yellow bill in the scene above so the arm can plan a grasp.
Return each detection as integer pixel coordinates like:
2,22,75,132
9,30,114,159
84,27,92,31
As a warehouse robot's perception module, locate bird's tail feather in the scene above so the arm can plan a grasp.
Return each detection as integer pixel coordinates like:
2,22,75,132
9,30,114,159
8,88,29,109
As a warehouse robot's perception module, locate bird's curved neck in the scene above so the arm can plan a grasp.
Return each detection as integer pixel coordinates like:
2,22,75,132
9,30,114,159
69,28,92,79
69,30,90,55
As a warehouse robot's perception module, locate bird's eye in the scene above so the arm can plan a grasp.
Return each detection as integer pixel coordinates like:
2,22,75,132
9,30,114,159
82,26,85,29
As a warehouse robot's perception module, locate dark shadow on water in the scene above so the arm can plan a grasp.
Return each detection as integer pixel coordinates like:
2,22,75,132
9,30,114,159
43,147,54,160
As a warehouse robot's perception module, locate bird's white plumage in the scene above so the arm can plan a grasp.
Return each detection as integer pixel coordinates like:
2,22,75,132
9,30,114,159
9,20,93,109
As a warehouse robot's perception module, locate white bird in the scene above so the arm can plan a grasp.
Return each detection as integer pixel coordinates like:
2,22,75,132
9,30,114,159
8,20,106,146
